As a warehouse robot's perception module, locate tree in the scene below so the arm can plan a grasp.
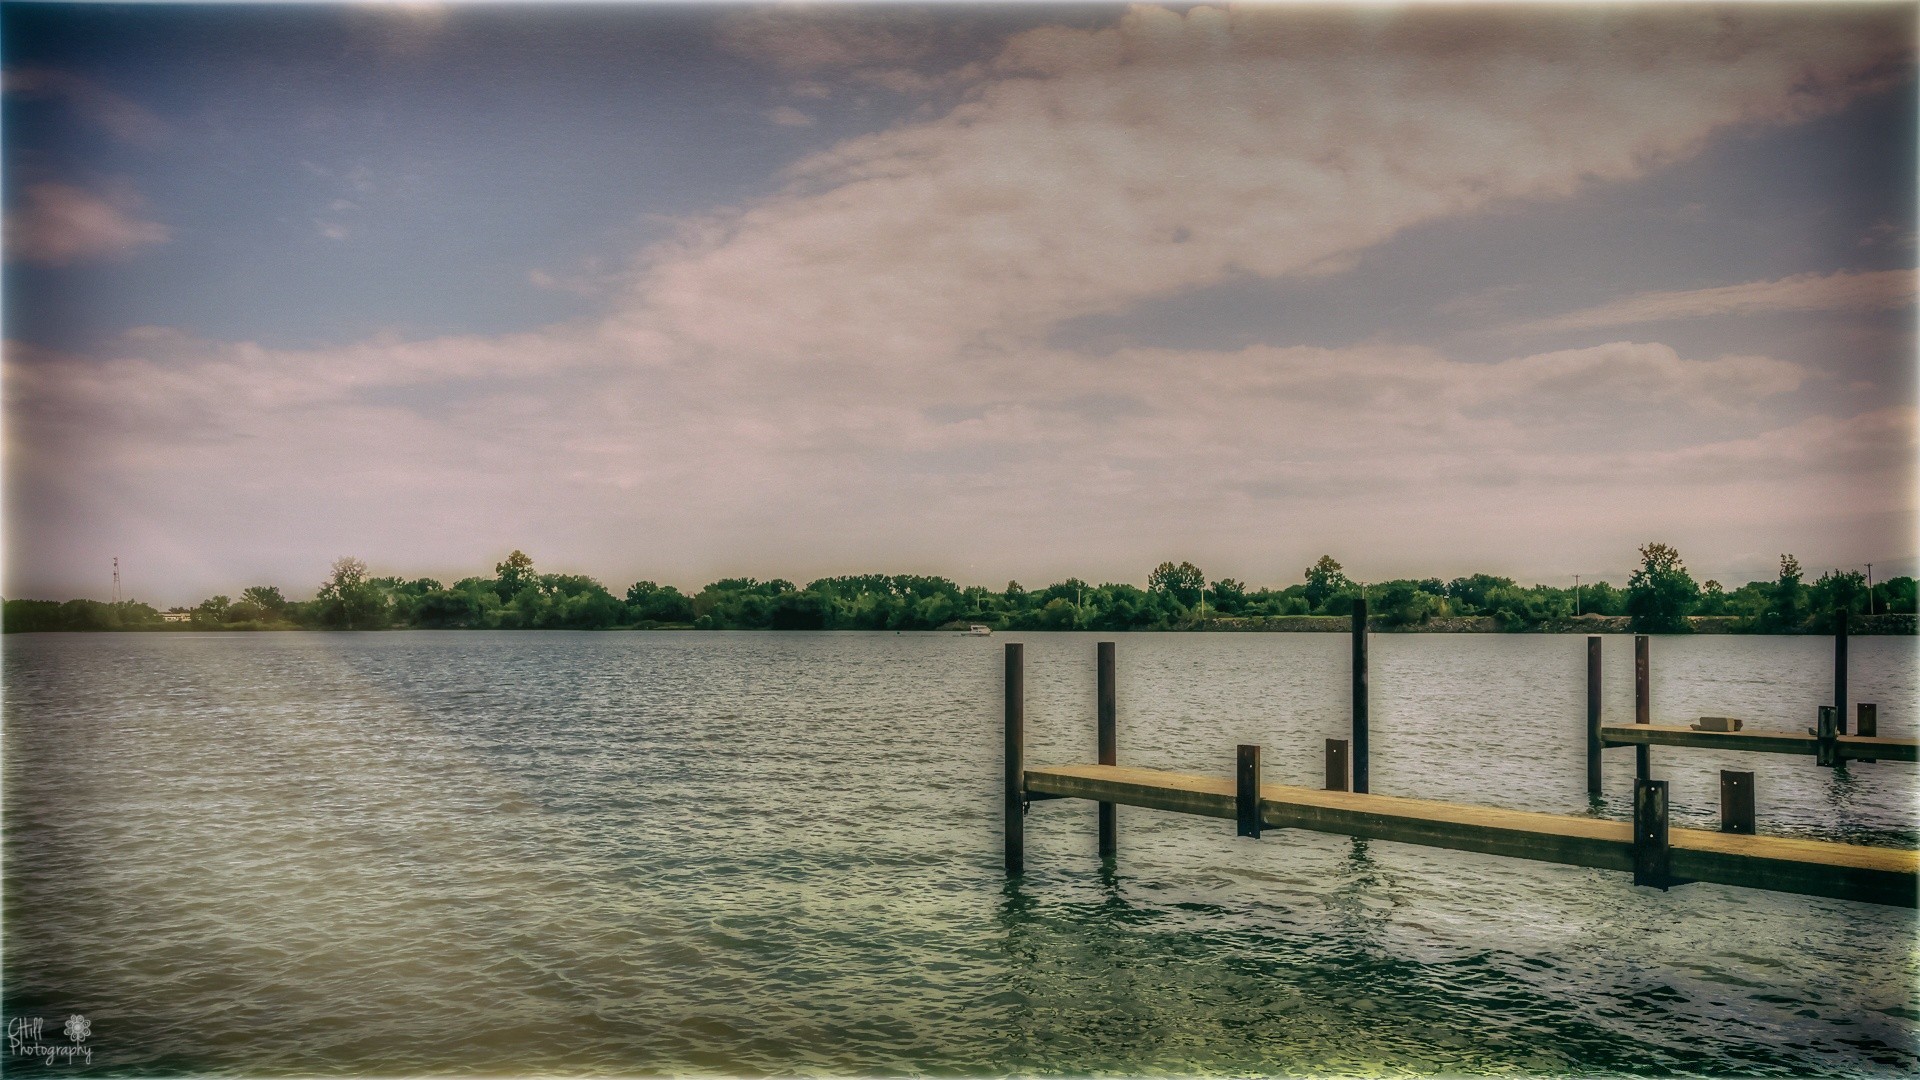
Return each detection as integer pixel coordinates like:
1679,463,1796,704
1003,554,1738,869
1626,542,1699,633
495,550,535,600
317,556,387,630
1303,556,1352,610
1760,554,1807,632
1148,561,1204,608
240,586,287,614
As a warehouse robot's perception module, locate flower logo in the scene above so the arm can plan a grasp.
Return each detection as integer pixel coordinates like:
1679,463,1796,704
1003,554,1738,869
62,1015,89,1044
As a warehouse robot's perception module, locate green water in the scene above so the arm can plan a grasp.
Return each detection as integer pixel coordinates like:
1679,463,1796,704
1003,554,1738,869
5,631,1915,1074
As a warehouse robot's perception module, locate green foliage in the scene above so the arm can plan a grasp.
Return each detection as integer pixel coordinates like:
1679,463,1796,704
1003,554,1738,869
1148,561,1204,608
1626,542,1699,633
1303,556,1351,611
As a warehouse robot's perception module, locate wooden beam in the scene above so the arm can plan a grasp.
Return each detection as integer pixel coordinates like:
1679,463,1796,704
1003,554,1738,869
1024,763,1917,907
1004,643,1024,876
1352,598,1370,794
1598,723,1916,763
1586,635,1603,796
1097,641,1117,860
1236,744,1262,838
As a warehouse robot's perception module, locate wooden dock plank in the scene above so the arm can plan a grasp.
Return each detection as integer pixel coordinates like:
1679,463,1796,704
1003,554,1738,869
1024,764,1917,907
1598,724,1916,762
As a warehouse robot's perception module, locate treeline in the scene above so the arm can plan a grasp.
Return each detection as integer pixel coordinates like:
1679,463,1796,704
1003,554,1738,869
4,546,1913,634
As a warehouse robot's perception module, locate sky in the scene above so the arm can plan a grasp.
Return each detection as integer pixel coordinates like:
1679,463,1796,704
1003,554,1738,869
3,1,1916,607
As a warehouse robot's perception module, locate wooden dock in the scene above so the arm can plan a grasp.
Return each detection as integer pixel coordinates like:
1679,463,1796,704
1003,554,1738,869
1025,763,1918,908
1599,723,1917,762
1002,626,1920,910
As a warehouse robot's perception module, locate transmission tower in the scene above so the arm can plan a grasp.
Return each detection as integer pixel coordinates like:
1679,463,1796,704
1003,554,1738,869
113,557,121,604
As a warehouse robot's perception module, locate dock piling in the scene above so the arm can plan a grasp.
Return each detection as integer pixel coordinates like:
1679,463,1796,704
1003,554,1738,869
1720,771,1756,835
1352,598,1370,794
1633,777,1671,889
1835,611,1849,734
1634,635,1652,781
1236,744,1262,838
1816,706,1838,768
1004,642,1024,876
1858,703,1878,764
1586,636,1603,795
1097,641,1117,860
1325,738,1351,792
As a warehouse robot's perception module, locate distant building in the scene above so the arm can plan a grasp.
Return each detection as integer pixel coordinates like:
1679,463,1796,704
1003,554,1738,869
160,611,191,623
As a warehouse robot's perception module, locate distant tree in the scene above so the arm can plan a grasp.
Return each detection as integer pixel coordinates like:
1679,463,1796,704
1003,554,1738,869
1303,556,1352,611
316,556,387,630
495,550,535,601
1148,561,1205,608
1758,554,1808,632
1626,542,1699,633
240,586,287,614
193,595,231,626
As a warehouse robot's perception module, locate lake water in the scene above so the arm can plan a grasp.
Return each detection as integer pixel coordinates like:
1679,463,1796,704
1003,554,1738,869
4,630,1916,1076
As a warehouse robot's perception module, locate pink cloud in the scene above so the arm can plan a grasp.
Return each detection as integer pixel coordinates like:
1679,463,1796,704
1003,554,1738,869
5,182,171,265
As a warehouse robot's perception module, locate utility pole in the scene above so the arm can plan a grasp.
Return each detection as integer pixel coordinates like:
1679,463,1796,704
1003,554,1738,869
1867,563,1874,616
112,557,121,604
1574,574,1581,616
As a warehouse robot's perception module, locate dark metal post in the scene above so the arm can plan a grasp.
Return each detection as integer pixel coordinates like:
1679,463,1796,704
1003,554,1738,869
1634,634,1651,781
1835,610,1849,734
1004,643,1024,875
1587,635,1603,795
1720,771,1755,834
1236,744,1262,838
1097,641,1117,860
1352,597,1370,794
1633,777,1670,889
1325,739,1350,792
1816,705,1838,768
1858,702,1878,765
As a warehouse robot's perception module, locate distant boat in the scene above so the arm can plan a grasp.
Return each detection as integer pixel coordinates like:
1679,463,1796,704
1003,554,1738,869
968,625,992,636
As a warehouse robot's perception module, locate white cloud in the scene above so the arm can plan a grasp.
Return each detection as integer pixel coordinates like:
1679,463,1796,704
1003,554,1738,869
766,106,816,128
4,181,172,265
1508,269,1916,334
8,5,1914,598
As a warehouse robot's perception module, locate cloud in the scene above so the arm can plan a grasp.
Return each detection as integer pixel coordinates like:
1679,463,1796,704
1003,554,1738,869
3,68,169,144
4,182,171,265
1508,269,1917,334
628,5,1906,366
8,5,1913,597
766,106,816,128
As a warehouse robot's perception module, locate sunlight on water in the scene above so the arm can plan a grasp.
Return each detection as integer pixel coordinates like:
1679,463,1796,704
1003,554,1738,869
5,631,1916,1075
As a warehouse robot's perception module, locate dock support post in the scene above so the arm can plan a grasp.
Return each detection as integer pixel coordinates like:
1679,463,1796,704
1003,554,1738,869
1325,739,1351,792
1634,634,1651,781
1586,636,1603,795
1835,610,1849,734
1097,641,1117,860
1236,744,1262,838
1720,771,1755,835
1352,597,1370,794
1858,703,1877,765
1633,777,1670,889
1816,705,1838,768
1004,642,1024,876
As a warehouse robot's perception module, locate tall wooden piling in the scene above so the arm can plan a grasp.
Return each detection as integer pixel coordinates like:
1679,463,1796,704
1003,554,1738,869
1816,705,1838,768
1835,610,1849,734
1721,771,1755,835
1352,597,1370,794
1004,642,1024,875
1633,777,1670,889
1586,636,1603,795
1634,635,1651,781
1859,702,1878,738
1236,744,1262,838
1325,739,1351,792
1097,641,1117,860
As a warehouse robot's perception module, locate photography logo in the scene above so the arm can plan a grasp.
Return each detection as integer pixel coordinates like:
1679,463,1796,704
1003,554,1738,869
7,1013,93,1065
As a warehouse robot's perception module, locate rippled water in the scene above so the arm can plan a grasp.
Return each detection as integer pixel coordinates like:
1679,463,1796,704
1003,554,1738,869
5,631,1916,1075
